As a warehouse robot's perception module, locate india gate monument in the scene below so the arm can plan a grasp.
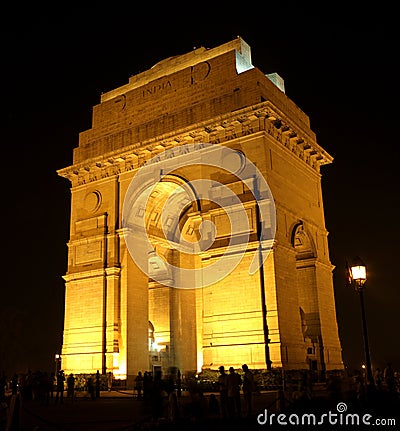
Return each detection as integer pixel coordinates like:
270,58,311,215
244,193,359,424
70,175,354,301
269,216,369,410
57,37,344,385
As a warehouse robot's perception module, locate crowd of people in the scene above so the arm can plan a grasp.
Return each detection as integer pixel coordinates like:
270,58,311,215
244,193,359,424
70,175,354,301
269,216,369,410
1,362,399,429
129,363,258,425
352,362,400,405
216,364,256,420
0,368,105,406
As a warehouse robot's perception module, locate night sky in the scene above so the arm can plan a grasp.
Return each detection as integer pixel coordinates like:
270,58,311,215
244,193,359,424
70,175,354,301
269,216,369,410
1,4,399,376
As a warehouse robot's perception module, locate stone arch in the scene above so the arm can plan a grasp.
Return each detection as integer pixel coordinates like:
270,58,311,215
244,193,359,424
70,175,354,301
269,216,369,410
144,174,200,375
143,174,200,243
291,222,316,259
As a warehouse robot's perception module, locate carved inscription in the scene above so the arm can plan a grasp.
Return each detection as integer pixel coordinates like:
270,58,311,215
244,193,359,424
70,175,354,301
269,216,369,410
140,61,211,98
191,61,211,84
142,80,172,97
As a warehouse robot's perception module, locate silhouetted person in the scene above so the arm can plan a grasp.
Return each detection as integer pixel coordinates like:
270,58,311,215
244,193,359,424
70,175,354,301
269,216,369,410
0,372,6,402
41,373,52,405
87,376,95,400
40,372,51,405
49,372,55,402
107,372,113,391
353,370,365,407
55,370,65,404
23,369,33,400
143,371,152,407
374,368,383,391
384,363,395,393
177,369,182,397
242,364,255,418
95,370,101,398
135,371,144,399
150,373,163,419
227,367,241,418
67,373,75,402
0,395,8,431
218,366,228,419
11,374,18,395
165,375,174,395
167,390,180,424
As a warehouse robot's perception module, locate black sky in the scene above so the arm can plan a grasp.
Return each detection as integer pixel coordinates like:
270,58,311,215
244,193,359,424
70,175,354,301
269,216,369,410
1,4,399,376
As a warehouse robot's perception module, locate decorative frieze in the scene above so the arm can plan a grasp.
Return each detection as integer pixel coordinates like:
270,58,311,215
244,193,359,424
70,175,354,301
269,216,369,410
58,102,332,187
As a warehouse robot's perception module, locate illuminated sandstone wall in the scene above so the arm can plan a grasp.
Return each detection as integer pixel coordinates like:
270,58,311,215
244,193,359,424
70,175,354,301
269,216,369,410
58,37,343,381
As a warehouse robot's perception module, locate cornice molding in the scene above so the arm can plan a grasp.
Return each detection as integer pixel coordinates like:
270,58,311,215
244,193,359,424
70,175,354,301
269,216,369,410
57,101,332,187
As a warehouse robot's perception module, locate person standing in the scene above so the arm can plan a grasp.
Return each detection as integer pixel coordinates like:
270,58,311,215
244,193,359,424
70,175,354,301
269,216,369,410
134,371,144,399
374,368,382,391
95,370,101,398
383,363,395,393
227,367,242,418
67,374,75,402
11,373,18,395
217,366,229,419
48,372,55,403
143,371,153,408
87,376,95,400
150,372,163,420
242,364,256,418
107,372,113,392
0,373,6,402
55,370,65,404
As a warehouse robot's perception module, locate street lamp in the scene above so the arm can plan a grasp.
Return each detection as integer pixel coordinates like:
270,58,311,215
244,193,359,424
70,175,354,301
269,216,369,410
348,256,375,391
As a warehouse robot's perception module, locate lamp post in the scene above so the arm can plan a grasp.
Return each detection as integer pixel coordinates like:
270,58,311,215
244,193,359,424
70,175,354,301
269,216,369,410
348,257,375,392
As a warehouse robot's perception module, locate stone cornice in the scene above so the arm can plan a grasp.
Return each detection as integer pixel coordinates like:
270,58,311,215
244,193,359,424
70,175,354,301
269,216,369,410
63,267,106,282
57,101,333,187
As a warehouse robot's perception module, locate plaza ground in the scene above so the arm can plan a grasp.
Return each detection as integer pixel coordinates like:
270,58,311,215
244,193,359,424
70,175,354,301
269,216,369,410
6,389,279,431
4,386,400,431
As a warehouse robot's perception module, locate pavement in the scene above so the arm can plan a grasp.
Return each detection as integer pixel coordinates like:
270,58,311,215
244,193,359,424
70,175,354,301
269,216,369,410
4,388,400,430
4,389,281,431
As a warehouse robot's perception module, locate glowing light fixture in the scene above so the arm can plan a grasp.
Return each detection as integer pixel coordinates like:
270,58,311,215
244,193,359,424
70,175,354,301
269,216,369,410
350,257,367,288
347,256,375,392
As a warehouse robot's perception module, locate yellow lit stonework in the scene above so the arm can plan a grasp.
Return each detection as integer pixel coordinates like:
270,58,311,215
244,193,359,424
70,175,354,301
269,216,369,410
58,37,344,385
